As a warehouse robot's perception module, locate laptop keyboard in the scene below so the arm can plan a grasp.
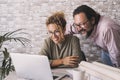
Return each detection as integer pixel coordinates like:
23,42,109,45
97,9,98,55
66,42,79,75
53,75,59,79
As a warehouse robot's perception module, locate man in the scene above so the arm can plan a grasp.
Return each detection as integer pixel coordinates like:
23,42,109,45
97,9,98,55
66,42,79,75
66,5,120,67
40,12,86,68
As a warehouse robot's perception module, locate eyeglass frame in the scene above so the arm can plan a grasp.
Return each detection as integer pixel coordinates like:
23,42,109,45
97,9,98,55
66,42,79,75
48,29,60,36
73,19,89,28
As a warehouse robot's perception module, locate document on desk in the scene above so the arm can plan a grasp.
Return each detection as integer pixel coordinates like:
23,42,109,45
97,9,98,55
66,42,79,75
65,69,73,77
53,72,69,80
52,68,72,80
66,69,102,80
90,75,102,80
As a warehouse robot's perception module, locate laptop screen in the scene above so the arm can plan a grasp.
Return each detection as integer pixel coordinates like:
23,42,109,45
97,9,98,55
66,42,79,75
10,53,53,80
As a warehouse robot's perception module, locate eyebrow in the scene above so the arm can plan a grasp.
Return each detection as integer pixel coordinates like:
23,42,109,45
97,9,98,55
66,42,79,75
48,29,59,33
75,19,88,25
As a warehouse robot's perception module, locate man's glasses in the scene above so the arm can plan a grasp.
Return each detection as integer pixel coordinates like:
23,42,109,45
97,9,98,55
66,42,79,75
73,20,89,28
48,30,60,36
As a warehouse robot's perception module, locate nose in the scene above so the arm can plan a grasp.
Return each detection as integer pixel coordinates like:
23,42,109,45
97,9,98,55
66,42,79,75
80,25,85,28
52,33,57,37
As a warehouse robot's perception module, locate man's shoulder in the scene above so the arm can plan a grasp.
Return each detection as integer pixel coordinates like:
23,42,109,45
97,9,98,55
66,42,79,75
99,16,116,27
98,16,117,31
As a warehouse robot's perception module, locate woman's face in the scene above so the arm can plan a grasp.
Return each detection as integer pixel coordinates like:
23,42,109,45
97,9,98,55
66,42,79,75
47,24,64,44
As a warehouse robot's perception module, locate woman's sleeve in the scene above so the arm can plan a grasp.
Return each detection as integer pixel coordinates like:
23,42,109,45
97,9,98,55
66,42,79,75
72,36,86,62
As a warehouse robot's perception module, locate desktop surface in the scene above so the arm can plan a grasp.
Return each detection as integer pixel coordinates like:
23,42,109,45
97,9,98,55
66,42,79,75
4,68,73,80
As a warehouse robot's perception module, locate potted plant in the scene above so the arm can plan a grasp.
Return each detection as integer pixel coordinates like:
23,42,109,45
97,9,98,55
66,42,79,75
0,29,30,80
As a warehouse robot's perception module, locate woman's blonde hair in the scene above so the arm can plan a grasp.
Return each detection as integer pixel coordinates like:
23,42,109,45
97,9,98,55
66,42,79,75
46,11,66,30
46,12,66,41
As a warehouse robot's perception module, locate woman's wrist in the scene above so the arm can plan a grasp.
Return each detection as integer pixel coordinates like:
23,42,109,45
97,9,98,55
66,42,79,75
60,59,64,65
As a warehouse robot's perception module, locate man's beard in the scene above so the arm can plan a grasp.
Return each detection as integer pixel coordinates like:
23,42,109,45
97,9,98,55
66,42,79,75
86,28,93,38
78,28,86,34
79,28,93,39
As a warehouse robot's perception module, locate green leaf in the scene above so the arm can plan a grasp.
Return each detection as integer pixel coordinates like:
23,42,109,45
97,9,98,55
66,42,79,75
0,28,30,79
2,48,9,59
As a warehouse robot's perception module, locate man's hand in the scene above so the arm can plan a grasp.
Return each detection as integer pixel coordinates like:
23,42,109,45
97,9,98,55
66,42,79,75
62,56,79,67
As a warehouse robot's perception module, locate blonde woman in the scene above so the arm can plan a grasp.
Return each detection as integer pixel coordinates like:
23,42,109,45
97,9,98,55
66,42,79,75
40,12,86,68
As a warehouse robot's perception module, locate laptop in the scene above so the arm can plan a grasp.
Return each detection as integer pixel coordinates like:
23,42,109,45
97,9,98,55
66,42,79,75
10,53,67,80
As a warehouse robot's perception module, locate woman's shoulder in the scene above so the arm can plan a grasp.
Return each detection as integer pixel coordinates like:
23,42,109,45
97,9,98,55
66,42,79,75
44,37,53,44
65,34,79,41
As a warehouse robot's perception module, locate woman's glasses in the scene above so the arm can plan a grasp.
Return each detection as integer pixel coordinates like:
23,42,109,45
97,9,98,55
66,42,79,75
48,30,60,36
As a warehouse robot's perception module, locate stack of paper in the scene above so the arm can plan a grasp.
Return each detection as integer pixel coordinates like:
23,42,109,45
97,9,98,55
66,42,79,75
79,61,120,80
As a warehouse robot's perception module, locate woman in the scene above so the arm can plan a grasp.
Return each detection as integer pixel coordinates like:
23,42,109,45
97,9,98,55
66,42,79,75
40,12,86,68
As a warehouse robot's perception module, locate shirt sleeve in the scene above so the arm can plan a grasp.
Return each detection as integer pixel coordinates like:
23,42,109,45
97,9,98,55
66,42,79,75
39,39,53,64
65,24,78,35
72,36,86,62
103,28,120,67
39,39,49,56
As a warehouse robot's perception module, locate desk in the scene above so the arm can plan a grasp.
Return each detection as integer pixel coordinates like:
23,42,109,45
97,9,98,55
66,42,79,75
5,61,118,80
4,68,73,80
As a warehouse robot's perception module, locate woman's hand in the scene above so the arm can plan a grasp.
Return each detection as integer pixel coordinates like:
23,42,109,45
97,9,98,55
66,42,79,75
62,56,80,67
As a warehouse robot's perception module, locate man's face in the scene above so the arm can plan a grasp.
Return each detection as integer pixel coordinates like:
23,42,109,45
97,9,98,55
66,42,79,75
47,24,64,44
73,12,94,37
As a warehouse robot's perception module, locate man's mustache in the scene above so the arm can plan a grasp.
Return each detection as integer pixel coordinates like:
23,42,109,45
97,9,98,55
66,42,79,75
79,28,86,33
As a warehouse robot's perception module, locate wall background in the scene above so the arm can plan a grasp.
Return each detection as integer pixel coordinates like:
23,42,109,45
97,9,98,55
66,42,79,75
0,0,120,62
